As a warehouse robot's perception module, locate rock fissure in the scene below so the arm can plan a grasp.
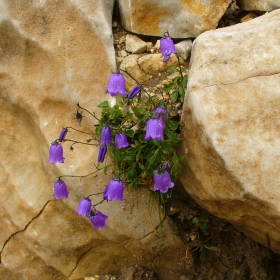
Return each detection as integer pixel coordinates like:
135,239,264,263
192,71,280,90
0,200,51,263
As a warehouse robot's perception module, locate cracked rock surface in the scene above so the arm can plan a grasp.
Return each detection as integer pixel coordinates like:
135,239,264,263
0,1,185,279
181,9,280,254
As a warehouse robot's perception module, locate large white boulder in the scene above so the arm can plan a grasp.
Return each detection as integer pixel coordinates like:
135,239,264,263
180,9,280,253
0,1,185,279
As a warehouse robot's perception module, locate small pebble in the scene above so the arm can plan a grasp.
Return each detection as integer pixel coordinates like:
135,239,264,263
112,21,118,28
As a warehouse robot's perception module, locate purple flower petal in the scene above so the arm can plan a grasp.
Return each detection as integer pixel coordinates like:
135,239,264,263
53,179,69,200
88,210,108,230
105,73,126,97
76,198,92,216
144,118,166,141
103,178,124,202
154,107,167,119
154,170,174,193
100,126,112,146
98,144,107,163
128,85,141,99
115,133,130,149
160,37,177,62
59,128,68,142
48,141,65,164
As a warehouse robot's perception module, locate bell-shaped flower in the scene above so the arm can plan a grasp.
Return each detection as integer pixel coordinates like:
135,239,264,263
100,126,112,146
128,85,141,99
76,198,92,216
154,170,174,193
115,133,130,149
75,111,83,127
53,179,69,200
88,210,108,230
58,128,68,142
103,178,124,202
144,117,166,141
98,144,107,163
154,107,167,119
160,36,177,62
48,141,65,164
105,73,126,97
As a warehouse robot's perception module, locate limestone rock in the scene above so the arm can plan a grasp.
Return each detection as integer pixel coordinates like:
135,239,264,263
118,0,232,38
237,0,280,11
180,9,280,253
138,53,180,76
125,34,147,54
175,40,193,60
0,1,185,279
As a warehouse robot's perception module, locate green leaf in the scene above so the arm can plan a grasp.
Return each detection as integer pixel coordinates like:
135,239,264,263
124,129,134,137
167,65,178,73
182,75,188,88
200,224,207,230
168,120,179,131
171,91,178,102
104,165,110,175
97,101,109,108
204,246,220,252
193,217,199,223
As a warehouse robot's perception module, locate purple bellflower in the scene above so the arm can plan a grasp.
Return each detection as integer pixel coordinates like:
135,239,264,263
103,178,124,202
76,198,92,216
88,210,108,230
59,128,68,142
48,141,65,164
144,117,166,141
115,133,130,149
154,170,174,193
98,144,107,163
53,179,69,200
154,107,167,119
100,126,112,146
128,85,141,99
160,36,177,62
106,73,126,97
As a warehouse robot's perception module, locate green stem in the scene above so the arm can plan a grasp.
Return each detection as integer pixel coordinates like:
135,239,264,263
66,126,95,136
58,163,114,180
119,69,156,108
77,103,100,121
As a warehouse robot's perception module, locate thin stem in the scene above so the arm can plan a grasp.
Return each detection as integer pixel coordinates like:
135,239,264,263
88,192,104,197
92,199,105,208
176,54,184,88
61,139,99,146
77,103,100,121
119,69,156,108
58,163,114,180
66,126,95,136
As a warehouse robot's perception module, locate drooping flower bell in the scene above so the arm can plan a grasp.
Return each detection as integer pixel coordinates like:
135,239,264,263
103,178,124,202
100,126,112,146
128,85,141,99
48,141,65,164
154,106,167,120
88,210,108,230
75,110,83,127
53,179,69,200
98,144,107,163
154,170,174,193
144,117,166,141
160,35,177,62
115,133,130,149
105,73,126,97
58,128,68,142
76,198,92,216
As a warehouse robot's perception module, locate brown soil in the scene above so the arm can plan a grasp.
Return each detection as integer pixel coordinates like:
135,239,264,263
111,1,280,279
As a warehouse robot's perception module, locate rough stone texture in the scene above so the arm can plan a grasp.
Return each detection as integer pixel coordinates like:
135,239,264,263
0,1,185,279
180,9,280,254
175,40,193,60
237,0,280,11
118,0,232,38
125,34,147,54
